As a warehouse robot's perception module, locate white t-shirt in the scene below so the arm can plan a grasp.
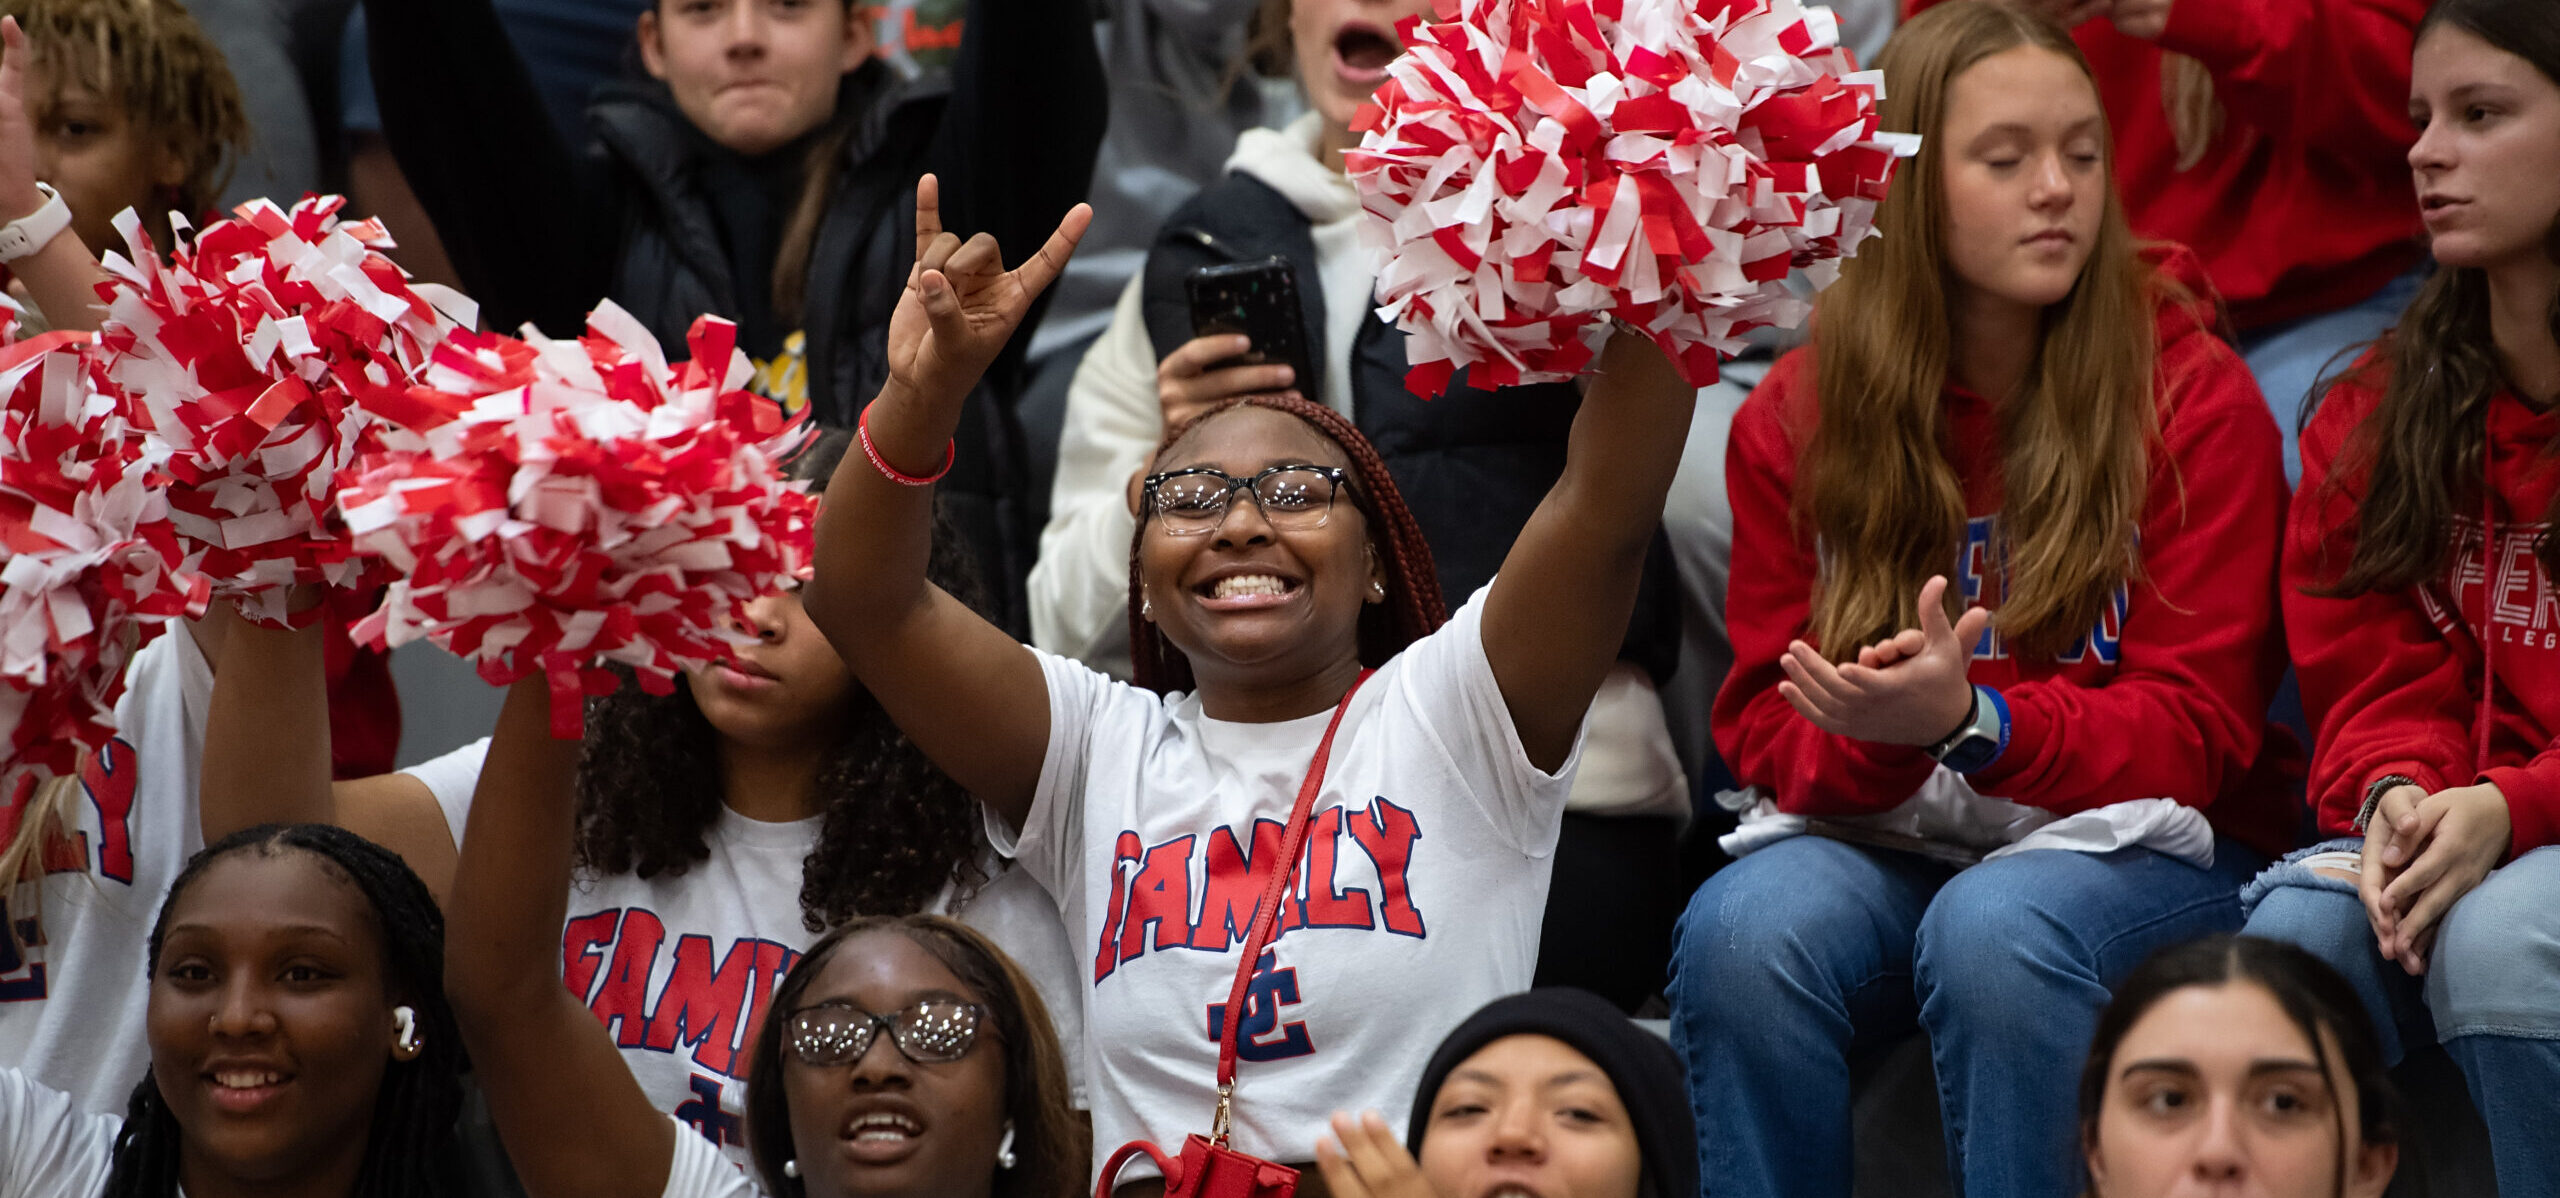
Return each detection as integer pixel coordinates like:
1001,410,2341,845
407,741,1087,1177
1000,587,1579,1183
0,630,209,1115
660,1114,759,1198
0,1068,118,1196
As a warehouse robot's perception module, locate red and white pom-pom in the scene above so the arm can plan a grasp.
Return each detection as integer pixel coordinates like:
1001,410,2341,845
0,322,209,805
337,304,813,736
97,195,477,625
1347,0,1919,394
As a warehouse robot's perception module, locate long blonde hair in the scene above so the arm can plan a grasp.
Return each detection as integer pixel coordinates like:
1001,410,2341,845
1801,0,2163,662
0,772,83,950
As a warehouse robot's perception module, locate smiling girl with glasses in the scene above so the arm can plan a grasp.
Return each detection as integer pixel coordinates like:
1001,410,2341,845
804,173,1697,1197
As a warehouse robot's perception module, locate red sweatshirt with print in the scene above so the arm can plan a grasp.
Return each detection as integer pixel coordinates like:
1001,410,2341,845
1714,246,2298,860
1907,0,2428,331
2288,359,2560,859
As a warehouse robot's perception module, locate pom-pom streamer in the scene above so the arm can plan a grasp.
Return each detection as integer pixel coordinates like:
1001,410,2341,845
97,195,476,625
1348,0,1919,394
338,306,813,738
0,325,208,805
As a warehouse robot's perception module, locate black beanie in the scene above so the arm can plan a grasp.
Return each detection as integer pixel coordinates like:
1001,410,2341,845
1404,989,1696,1198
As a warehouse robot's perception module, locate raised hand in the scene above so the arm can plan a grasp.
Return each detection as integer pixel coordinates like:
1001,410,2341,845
0,17,107,332
1316,1111,1442,1198
0,16,50,229
0,18,38,221
1778,574,1991,748
882,173,1090,411
2368,781,2510,975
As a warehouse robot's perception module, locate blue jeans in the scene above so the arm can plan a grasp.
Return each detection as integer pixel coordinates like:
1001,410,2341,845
2238,267,2427,486
2243,842,2560,1197
1666,834,2261,1198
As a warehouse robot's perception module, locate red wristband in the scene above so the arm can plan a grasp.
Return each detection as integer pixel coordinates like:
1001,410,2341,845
857,405,954,486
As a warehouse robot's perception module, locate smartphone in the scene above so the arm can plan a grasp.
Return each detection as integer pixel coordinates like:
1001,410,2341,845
1185,258,1317,396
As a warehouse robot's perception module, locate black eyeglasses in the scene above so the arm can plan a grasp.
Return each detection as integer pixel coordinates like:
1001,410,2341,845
783,998,990,1067
1143,464,1349,536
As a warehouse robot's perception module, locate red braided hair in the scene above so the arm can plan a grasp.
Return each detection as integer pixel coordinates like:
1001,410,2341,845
1127,394,1446,694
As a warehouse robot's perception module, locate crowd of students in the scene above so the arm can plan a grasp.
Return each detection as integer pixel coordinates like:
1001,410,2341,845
0,0,2552,1195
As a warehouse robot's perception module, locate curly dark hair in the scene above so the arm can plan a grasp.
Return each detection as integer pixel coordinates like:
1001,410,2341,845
107,823,465,1198
572,429,991,931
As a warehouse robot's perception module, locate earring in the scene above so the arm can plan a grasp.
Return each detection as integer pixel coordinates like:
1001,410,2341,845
996,1123,1017,1170
392,1006,422,1058
783,1160,800,1179
1369,581,1386,600
1141,593,1153,620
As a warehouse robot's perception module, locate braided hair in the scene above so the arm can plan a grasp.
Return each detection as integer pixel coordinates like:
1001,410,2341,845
573,428,990,930
103,823,464,1198
1127,394,1446,694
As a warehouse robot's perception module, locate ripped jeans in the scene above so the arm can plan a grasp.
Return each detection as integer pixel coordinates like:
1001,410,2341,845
2242,840,2560,1198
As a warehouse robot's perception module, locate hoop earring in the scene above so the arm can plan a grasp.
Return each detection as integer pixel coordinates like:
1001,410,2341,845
996,1123,1017,1170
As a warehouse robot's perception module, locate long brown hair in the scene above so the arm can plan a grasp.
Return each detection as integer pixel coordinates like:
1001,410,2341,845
1801,0,2161,662
1127,395,1445,694
2321,0,2560,597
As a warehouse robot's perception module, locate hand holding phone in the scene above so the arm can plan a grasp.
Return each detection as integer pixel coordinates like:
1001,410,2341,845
1156,258,1317,432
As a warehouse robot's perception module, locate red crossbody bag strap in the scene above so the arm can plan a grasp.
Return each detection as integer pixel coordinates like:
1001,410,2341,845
1207,669,1372,1143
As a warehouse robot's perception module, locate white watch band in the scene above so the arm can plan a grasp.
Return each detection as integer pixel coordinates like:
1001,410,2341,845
0,182,70,264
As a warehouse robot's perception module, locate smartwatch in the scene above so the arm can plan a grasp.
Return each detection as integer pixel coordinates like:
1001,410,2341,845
0,182,70,263
1925,684,2010,775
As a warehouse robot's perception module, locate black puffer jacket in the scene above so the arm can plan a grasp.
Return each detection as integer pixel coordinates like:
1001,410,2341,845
363,0,1105,631
1138,173,1680,682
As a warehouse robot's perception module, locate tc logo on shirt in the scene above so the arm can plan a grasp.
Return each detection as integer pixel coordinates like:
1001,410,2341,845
1091,796,1429,989
1206,951,1313,1061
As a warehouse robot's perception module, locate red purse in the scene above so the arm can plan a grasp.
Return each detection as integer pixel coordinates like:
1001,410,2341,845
1092,672,1372,1198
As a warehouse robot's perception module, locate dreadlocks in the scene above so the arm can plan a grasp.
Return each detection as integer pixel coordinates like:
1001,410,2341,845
103,823,464,1198
1127,393,1447,694
573,428,990,930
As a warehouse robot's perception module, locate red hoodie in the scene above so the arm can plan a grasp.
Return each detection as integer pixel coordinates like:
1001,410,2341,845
2289,360,2560,859
1714,245,2297,860
1907,0,2427,331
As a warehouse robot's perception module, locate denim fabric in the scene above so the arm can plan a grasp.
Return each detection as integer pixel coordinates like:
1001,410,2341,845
1667,834,2261,1198
2244,842,2560,1197
2238,267,2427,486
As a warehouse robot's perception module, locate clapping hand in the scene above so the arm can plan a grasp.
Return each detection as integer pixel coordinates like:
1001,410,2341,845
882,173,1091,411
1778,575,1992,748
